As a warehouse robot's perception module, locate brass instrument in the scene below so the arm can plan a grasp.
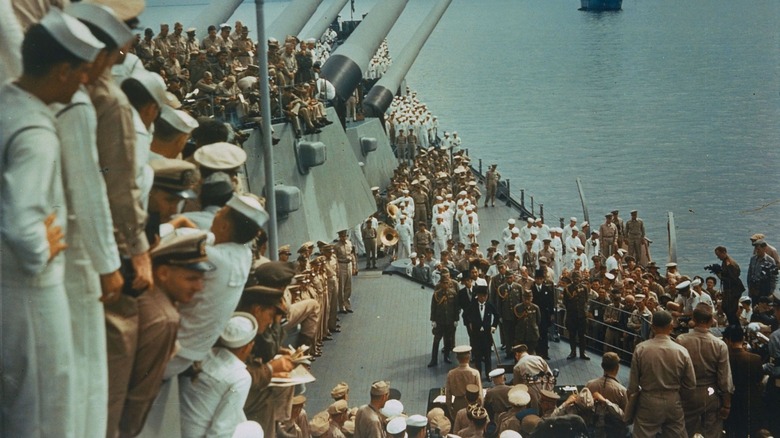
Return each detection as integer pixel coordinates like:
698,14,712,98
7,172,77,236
386,203,399,219
378,223,399,247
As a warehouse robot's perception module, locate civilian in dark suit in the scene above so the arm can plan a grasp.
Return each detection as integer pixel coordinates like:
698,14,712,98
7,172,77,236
467,281,500,379
457,274,476,336
531,269,556,360
723,325,765,438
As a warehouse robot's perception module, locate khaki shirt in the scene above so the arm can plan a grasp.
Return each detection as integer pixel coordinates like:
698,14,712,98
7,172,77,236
446,364,482,408
354,404,384,438
627,334,696,394
677,327,734,392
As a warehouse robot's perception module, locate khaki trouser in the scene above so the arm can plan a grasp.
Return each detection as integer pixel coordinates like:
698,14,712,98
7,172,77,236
682,386,722,438
338,262,352,311
633,390,686,438
105,295,139,438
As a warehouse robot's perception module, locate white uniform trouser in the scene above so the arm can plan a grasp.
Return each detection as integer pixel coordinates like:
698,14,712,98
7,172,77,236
64,237,109,438
2,274,76,437
433,239,447,260
397,240,412,259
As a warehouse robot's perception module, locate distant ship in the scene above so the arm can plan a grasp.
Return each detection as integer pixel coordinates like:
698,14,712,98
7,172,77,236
579,0,622,11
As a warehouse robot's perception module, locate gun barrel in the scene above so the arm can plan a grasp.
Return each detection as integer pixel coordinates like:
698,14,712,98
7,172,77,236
267,0,324,42
320,0,410,100
301,0,350,41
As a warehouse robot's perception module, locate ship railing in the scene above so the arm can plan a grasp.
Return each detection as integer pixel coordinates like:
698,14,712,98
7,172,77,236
465,150,535,221
551,298,647,362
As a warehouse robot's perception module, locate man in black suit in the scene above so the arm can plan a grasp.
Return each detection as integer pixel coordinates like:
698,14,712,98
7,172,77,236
457,273,476,337
531,269,556,360
467,279,500,380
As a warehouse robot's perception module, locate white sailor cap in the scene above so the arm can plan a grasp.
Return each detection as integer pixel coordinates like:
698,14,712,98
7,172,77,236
508,218,516,224
635,294,646,300
402,189,410,194
445,194,453,198
41,8,104,62
84,0,144,21
739,296,752,303
165,91,182,109
220,22,231,29
571,226,579,231
458,190,467,196
194,142,248,170
306,38,316,44
386,417,406,434
226,193,269,228
666,262,677,268
435,195,443,201
605,273,615,281
511,228,520,234
530,230,538,235
219,312,258,348
125,68,167,106
581,221,589,227
488,368,504,378
160,106,198,134
381,399,404,418
371,186,380,191
452,345,472,354
186,27,196,33
475,278,488,287
65,3,134,46
499,431,522,438
676,280,691,290
407,415,427,428
410,252,417,258
576,243,585,250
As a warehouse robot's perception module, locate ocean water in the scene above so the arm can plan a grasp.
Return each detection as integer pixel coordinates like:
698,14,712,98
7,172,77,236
142,0,780,279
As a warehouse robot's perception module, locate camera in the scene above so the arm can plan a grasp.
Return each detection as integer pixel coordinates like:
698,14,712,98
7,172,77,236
704,264,722,274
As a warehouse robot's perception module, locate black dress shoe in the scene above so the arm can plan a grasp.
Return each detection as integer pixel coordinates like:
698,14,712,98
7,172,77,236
567,353,577,360
443,357,452,364
346,308,354,313
323,335,333,341
338,309,347,314
331,327,341,333
580,354,591,360
427,362,437,368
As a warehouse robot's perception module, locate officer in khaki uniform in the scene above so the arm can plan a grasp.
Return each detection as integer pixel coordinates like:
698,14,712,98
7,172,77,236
429,270,459,367
335,230,357,313
513,291,541,355
354,381,390,438
119,231,215,436
445,345,483,417
677,304,733,437
627,310,696,438
362,218,378,269
484,164,501,207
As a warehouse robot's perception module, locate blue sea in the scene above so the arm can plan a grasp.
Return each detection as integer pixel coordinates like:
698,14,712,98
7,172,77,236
142,0,780,280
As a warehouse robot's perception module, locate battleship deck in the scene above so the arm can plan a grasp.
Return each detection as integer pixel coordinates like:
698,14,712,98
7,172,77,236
302,200,630,416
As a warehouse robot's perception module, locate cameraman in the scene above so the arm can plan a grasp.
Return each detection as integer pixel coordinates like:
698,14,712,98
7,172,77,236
714,246,745,325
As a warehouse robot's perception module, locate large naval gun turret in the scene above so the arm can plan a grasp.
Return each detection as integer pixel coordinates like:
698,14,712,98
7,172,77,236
319,0,410,101
363,0,453,117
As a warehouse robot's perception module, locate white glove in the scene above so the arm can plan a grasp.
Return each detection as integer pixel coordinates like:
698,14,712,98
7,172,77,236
491,327,496,334
432,322,437,329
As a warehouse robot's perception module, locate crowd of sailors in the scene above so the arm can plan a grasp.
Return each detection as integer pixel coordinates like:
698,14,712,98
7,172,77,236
2,1,780,438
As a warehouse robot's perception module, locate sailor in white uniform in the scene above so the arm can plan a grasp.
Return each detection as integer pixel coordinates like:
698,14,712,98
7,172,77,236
1,9,104,437
395,215,414,260
179,312,258,437
165,194,267,378
53,4,134,436
431,215,450,260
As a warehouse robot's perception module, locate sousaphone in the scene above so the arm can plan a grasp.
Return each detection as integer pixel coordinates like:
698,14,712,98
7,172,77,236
378,223,399,246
